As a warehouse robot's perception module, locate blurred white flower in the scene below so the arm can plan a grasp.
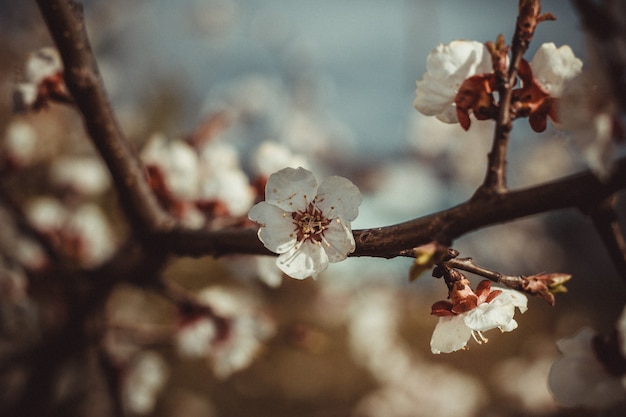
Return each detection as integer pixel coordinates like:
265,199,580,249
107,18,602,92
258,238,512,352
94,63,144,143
2,121,39,168
430,279,527,354
253,141,309,178
413,40,492,123
25,197,117,268
175,286,276,379
248,167,361,279
559,72,617,178
548,328,626,408
24,47,63,84
122,351,169,415
13,47,69,111
50,156,111,196
222,255,283,287
141,133,200,201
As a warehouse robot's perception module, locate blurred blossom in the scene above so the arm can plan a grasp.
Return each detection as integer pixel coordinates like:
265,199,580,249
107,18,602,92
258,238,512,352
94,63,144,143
50,156,111,196
2,121,39,169
549,328,626,409
175,286,276,379
252,141,309,179
491,354,558,413
122,351,169,415
24,47,63,84
249,167,361,279
559,72,618,178
141,133,255,222
25,197,117,268
141,133,200,201
13,47,69,111
0,208,47,271
348,288,486,417
222,255,283,287
281,108,355,158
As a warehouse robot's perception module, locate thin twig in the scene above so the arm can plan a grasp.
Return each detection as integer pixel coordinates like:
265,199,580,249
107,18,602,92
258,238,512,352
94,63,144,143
477,0,550,196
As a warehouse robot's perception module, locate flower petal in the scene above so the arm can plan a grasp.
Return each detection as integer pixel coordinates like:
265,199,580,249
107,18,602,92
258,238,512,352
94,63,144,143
430,315,472,354
248,202,297,254
264,167,317,212
276,240,328,280
464,300,515,332
320,218,355,263
530,43,582,97
315,176,362,221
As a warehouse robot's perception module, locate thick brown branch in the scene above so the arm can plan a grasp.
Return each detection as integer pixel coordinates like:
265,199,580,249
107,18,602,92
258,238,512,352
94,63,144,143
34,0,174,236
164,157,626,259
586,197,626,280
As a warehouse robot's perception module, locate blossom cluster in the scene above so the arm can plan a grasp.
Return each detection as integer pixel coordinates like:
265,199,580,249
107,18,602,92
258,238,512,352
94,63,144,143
414,40,582,132
430,278,527,354
549,305,626,409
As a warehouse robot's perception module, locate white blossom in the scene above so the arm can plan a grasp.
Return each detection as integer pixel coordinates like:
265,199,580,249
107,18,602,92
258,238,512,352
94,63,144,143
253,141,309,178
122,351,169,415
529,43,582,97
248,167,361,280
24,47,63,84
414,40,493,123
175,286,276,379
50,156,111,196
559,72,617,178
140,133,200,200
548,328,626,408
431,287,527,354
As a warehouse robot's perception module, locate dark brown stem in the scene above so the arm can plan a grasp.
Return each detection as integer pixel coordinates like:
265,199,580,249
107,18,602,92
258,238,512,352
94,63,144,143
446,257,522,288
586,196,626,280
163,156,626,259
477,0,547,196
34,0,174,237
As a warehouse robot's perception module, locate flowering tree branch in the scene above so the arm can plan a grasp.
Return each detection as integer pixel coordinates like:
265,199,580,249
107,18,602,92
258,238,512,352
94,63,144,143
478,0,555,195
34,0,175,237
33,0,626,284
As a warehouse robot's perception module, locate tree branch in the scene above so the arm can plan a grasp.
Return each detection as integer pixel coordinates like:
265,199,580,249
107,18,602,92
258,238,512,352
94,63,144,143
478,0,550,196
33,0,626,268
586,197,626,280
34,0,175,237
164,157,626,259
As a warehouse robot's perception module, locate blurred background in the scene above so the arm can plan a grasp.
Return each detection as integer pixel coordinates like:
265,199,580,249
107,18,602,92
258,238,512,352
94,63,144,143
1,1,625,416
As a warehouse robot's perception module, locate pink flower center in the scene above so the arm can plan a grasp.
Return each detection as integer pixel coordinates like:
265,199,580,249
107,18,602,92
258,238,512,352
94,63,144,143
292,202,330,243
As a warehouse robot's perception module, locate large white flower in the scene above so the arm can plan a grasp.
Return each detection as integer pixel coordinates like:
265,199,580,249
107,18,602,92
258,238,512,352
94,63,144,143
414,40,493,123
430,281,527,354
548,328,626,408
248,167,361,280
529,43,582,97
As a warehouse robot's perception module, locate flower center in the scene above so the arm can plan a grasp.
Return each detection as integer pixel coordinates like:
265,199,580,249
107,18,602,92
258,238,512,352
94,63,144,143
292,202,330,243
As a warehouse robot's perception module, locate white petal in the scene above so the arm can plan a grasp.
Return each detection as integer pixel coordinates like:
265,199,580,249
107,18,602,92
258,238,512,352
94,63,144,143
248,202,297,254
315,176,362,221
464,300,515,332
321,219,355,262
549,328,626,408
276,240,328,280
430,315,472,354
264,167,317,212
499,288,528,313
530,43,582,97
414,40,492,121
